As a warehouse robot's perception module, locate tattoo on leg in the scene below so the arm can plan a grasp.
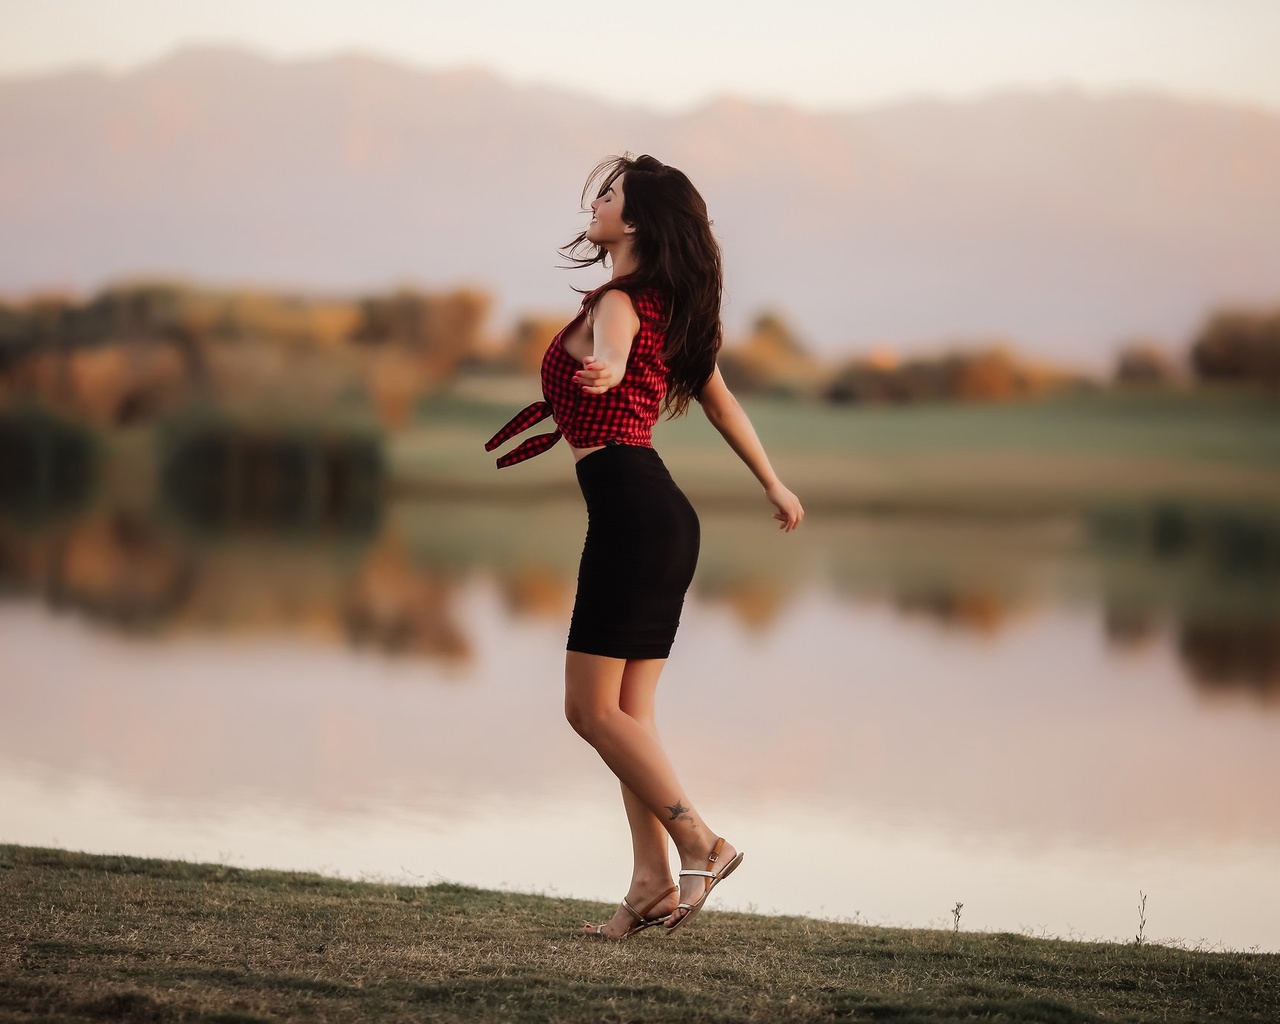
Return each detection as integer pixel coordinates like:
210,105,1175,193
666,800,692,823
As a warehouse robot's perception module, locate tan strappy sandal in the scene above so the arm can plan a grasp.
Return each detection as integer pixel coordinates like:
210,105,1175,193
666,837,745,932
582,884,678,939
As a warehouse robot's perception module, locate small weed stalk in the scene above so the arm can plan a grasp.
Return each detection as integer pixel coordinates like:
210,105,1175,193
952,902,963,933
1135,890,1147,947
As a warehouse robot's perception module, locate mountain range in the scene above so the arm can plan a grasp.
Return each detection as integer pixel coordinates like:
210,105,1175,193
3,45,1280,370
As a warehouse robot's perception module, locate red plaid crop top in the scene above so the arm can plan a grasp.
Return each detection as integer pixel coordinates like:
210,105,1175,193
485,286,669,468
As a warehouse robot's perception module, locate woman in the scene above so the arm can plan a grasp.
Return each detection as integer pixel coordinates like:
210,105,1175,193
485,154,804,937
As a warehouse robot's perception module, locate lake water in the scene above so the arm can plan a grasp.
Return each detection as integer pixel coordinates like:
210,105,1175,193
2,497,1278,951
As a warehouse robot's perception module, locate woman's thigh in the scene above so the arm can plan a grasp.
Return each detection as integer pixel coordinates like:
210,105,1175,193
564,650,626,720
564,653,667,726
619,659,667,726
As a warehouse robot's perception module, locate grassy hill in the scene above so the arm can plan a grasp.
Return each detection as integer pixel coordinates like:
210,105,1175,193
2,844,1276,1023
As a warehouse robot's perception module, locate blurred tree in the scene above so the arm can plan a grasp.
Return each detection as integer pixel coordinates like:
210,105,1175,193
0,282,496,427
825,348,907,403
950,346,1024,401
718,311,818,397
351,288,492,428
505,315,569,374
350,288,491,380
1115,339,1183,386
828,342,1083,404
1190,308,1280,387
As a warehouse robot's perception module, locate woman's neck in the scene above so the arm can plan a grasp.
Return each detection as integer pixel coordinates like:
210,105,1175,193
606,241,638,280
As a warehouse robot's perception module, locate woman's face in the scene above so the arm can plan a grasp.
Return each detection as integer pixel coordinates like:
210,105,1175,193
586,173,632,246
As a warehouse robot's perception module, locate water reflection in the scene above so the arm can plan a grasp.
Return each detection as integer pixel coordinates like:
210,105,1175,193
1089,501,1280,706
3,483,1280,703
4,581,1279,949
345,534,472,660
1180,620,1280,705
160,416,383,536
0,408,94,523
2,438,1279,948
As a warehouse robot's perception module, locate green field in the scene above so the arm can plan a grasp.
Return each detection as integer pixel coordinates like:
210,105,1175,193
2,845,1276,1023
395,387,1280,515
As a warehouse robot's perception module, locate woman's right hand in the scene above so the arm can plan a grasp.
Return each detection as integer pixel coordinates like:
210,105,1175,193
765,481,804,532
573,357,622,395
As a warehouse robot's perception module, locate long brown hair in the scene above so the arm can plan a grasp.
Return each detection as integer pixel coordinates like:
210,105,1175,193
560,154,723,417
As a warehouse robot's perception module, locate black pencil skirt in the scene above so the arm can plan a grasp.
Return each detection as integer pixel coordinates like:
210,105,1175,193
567,441,700,660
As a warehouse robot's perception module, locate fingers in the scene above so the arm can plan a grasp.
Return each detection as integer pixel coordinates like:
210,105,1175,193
572,371,617,394
573,377,611,395
572,361,617,394
771,503,805,532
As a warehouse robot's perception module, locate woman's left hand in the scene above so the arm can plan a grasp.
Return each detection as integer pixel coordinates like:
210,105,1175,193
574,358,623,395
765,481,805,532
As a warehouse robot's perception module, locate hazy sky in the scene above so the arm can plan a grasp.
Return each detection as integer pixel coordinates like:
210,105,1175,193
4,0,1280,112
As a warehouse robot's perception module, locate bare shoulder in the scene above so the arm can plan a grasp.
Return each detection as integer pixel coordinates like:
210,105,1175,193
592,288,641,342
595,287,640,320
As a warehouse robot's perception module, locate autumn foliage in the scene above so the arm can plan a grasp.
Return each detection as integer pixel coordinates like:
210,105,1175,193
3,283,1276,430
825,343,1083,404
0,283,491,430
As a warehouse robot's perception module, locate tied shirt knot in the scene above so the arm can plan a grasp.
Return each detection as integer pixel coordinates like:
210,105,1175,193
484,400,563,468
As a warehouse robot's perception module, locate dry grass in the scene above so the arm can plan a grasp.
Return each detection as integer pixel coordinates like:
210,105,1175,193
2,844,1277,1023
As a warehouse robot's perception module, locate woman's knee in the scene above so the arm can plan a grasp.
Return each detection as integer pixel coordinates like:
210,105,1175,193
564,651,626,741
565,695,607,742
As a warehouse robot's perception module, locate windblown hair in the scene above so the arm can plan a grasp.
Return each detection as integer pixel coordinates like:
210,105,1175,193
561,154,723,417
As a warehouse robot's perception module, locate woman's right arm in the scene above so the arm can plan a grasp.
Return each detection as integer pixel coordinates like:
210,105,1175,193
698,365,804,531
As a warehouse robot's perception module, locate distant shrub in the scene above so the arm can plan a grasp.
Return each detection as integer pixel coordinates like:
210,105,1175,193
826,343,1081,404
824,357,909,403
718,311,819,398
1190,308,1280,386
0,282,496,428
504,315,570,375
1114,340,1183,386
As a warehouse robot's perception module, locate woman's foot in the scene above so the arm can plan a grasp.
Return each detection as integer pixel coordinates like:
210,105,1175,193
582,881,679,938
666,837,742,930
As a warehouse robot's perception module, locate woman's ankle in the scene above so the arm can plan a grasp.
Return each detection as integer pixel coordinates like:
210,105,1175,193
676,833,729,866
629,869,675,893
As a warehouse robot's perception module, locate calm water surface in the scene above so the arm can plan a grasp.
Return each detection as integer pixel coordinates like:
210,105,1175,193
2,498,1278,950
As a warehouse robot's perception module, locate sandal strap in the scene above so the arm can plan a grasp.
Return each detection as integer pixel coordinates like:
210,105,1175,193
643,884,679,917
622,884,679,922
707,836,725,866
679,869,717,878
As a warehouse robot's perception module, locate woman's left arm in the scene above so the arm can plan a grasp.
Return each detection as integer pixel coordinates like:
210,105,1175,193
574,289,639,395
699,365,805,531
